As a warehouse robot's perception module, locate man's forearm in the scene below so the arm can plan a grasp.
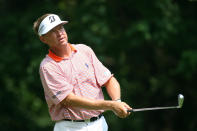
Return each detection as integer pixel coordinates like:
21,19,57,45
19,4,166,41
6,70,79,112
104,77,121,101
61,91,132,118
61,93,114,111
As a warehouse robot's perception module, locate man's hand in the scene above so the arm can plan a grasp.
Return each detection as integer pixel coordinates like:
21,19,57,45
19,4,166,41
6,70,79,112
111,101,132,118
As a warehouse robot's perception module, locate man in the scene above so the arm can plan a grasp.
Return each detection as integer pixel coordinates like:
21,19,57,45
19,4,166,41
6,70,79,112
33,13,131,131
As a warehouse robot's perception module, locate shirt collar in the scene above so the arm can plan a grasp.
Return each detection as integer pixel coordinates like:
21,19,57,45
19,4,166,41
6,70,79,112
48,43,77,62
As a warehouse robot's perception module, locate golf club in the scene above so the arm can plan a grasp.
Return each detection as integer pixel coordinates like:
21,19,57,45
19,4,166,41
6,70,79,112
128,94,184,112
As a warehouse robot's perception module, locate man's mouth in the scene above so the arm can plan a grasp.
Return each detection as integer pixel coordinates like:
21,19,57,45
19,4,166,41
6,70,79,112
59,37,65,43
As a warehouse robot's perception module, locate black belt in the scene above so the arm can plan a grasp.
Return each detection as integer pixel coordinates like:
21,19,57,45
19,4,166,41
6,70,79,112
63,114,103,122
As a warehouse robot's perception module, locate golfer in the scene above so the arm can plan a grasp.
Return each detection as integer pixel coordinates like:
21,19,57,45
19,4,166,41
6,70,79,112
33,13,131,131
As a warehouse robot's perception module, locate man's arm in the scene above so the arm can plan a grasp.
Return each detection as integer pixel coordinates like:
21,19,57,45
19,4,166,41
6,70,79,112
104,76,132,116
61,92,131,118
104,76,121,101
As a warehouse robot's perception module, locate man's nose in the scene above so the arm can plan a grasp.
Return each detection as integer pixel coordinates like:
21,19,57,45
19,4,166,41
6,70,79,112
56,30,62,36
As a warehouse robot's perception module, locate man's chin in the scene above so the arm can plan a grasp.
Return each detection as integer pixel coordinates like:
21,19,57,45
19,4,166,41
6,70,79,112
59,41,68,45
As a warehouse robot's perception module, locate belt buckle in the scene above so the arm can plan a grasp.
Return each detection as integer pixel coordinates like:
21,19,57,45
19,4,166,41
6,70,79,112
85,119,90,123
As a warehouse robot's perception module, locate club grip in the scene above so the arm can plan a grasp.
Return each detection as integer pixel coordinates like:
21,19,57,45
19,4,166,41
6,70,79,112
127,109,133,112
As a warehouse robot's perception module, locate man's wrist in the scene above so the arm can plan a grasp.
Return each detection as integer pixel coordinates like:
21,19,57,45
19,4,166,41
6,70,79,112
114,99,121,102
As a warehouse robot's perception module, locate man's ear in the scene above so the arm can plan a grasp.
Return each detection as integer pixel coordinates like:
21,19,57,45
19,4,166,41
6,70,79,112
39,36,47,44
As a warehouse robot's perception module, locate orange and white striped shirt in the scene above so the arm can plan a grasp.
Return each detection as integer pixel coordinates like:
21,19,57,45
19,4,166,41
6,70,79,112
39,44,112,121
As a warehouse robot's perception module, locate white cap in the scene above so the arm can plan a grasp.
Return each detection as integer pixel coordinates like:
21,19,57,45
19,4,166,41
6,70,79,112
38,14,68,36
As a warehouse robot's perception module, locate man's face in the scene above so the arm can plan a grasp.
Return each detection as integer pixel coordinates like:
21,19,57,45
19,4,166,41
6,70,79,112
40,24,68,48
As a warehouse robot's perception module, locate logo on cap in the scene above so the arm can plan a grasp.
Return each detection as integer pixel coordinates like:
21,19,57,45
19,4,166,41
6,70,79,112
49,16,56,23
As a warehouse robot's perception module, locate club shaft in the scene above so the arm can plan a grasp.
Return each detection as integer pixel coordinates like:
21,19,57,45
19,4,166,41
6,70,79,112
128,106,180,112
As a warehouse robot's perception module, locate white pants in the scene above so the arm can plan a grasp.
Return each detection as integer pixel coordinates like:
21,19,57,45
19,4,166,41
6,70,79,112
54,116,108,131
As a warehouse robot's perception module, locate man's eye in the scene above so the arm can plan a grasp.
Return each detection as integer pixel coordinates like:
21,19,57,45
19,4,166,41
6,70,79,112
51,29,55,32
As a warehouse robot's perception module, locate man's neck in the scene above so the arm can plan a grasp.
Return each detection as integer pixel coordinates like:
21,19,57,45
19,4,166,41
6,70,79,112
50,43,72,58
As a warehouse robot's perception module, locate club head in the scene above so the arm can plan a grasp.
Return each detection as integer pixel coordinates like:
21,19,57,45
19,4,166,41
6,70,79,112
178,94,184,108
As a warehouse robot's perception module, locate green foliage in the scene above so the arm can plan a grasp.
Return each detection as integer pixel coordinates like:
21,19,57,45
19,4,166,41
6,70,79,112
0,0,197,130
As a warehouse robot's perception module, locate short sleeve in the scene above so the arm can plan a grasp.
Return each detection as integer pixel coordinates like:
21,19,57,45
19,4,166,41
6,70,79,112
39,64,73,105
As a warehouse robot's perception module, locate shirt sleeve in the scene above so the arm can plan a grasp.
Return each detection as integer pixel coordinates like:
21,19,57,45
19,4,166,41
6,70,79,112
85,46,113,86
39,64,73,105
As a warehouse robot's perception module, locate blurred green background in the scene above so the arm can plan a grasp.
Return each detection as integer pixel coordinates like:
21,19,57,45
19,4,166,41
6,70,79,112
0,0,196,130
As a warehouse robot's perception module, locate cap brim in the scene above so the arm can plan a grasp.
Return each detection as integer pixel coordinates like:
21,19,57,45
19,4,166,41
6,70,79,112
61,21,68,25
